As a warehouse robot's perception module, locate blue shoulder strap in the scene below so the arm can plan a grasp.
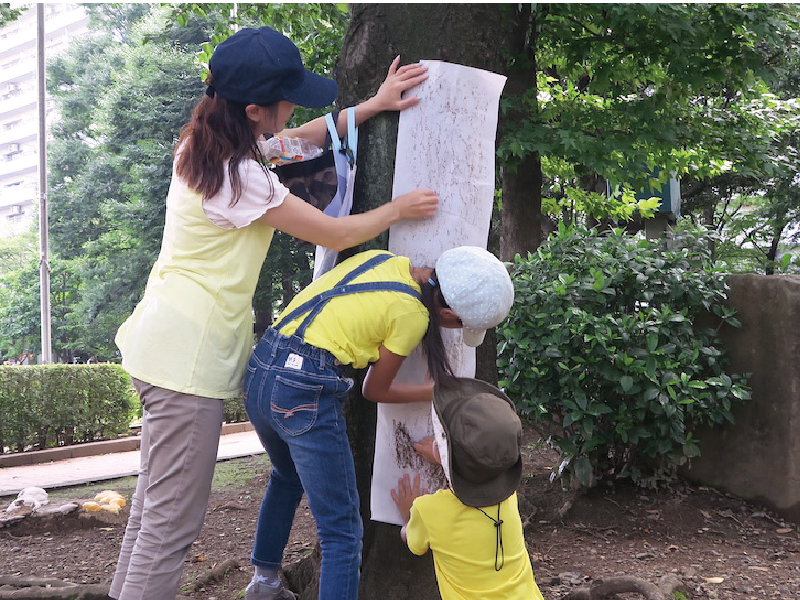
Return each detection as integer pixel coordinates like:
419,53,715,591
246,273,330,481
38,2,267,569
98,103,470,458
325,107,357,167
273,252,422,337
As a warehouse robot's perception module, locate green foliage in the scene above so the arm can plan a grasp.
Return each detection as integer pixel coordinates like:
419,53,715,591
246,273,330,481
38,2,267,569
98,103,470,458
38,4,212,360
710,191,800,275
168,3,347,80
0,3,351,361
0,3,24,27
497,224,751,488
0,228,39,359
499,3,800,226
222,397,248,424
0,365,138,453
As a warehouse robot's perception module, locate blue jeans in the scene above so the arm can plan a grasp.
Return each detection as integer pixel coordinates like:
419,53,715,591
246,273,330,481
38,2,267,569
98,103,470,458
244,328,361,600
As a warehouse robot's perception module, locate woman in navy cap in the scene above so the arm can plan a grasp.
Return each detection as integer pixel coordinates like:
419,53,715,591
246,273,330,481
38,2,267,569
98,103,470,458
109,26,438,600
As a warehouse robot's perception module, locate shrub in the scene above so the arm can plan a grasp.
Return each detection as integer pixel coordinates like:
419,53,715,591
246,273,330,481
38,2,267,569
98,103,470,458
223,397,248,423
0,365,250,453
497,223,751,488
0,364,139,453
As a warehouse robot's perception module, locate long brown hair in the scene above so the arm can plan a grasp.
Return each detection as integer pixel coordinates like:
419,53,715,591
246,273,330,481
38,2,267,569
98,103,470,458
175,75,273,205
420,272,457,387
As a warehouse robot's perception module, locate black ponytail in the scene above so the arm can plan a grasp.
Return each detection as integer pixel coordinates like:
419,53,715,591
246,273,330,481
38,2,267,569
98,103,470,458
420,272,457,387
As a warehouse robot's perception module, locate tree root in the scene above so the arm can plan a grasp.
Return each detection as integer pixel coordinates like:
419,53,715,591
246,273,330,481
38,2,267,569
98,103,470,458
183,557,240,592
561,574,686,600
0,576,110,599
0,576,193,600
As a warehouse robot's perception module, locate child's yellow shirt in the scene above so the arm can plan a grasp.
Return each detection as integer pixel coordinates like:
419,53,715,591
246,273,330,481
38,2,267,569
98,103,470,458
275,250,429,368
406,490,545,600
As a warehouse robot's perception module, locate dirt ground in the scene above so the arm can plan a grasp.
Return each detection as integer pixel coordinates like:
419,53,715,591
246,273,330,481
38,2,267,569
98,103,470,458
1,430,799,600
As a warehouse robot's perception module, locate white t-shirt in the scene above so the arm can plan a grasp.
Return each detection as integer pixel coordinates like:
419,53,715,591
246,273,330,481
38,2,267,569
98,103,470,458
202,157,290,229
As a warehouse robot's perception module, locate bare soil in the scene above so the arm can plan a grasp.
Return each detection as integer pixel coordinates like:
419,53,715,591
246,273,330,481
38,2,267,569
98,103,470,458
1,429,799,600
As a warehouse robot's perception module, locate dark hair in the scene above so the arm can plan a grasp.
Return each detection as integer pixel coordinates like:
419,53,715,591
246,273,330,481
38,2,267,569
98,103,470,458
420,271,457,387
175,74,273,205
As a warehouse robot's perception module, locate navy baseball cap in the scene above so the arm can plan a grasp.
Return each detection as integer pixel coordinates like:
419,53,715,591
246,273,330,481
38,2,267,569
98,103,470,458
208,27,337,108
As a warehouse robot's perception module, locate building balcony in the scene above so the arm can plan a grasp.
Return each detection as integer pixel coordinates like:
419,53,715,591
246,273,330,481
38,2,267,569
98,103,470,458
0,57,36,86
0,93,36,118
0,151,38,178
0,183,36,208
0,5,88,60
0,118,37,146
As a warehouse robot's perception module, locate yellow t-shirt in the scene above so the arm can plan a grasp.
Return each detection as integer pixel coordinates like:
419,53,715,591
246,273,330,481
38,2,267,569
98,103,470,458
115,161,284,399
406,490,545,600
275,250,429,368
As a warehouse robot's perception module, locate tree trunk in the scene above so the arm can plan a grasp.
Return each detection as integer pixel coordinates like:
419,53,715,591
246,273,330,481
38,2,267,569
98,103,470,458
765,223,785,275
336,5,509,599
499,4,544,262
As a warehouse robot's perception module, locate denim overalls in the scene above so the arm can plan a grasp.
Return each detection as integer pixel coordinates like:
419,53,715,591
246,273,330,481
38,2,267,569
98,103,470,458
243,252,420,600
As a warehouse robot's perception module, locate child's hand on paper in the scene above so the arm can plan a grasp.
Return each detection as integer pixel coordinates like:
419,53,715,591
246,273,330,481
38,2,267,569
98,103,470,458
413,436,440,465
391,473,426,524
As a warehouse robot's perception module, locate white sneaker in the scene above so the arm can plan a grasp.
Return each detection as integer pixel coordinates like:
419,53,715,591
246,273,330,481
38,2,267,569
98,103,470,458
244,579,296,600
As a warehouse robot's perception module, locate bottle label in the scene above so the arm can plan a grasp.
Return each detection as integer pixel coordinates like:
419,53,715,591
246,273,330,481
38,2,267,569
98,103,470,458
262,136,323,166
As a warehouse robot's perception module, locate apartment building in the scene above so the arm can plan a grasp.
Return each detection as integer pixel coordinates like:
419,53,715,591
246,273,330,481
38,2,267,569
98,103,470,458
0,4,87,238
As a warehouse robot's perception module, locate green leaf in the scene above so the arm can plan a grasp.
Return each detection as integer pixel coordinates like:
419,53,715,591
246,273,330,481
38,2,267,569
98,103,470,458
647,333,659,352
620,376,634,392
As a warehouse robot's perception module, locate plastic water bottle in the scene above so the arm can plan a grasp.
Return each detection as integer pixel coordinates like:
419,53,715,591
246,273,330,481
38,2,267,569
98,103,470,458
260,136,324,165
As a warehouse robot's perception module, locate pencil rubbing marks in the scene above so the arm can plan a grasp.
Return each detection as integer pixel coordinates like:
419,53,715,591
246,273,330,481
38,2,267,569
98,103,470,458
392,420,448,492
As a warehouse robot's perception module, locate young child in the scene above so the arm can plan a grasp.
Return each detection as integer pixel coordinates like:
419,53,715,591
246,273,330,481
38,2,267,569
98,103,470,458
243,247,515,600
391,378,546,600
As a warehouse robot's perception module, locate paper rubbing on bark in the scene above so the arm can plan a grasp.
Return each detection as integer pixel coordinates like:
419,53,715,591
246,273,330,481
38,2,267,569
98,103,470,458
371,60,507,525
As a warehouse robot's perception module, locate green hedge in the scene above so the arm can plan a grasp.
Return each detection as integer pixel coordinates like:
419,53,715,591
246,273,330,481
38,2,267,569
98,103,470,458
0,365,139,453
0,365,250,454
223,397,248,424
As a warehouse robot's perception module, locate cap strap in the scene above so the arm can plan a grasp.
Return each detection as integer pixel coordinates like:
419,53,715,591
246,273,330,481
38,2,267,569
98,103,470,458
475,504,505,571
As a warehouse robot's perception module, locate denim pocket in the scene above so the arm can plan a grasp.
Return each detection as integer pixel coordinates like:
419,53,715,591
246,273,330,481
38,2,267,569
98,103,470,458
270,375,322,436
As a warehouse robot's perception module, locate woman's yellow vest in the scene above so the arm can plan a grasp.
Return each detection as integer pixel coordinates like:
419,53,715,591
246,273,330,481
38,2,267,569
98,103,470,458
116,173,274,399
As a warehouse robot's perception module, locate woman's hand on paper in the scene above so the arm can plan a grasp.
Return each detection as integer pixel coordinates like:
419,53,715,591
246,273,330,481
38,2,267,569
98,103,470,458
393,188,439,220
373,56,428,112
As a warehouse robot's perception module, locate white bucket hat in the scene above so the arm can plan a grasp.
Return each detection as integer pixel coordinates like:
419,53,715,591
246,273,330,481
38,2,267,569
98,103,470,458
435,246,514,347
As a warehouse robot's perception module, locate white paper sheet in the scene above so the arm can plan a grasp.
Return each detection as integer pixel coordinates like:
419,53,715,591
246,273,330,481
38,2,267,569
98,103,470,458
370,60,506,525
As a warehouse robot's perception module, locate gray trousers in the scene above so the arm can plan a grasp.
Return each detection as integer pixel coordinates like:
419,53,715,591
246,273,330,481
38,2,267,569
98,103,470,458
109,378,224,600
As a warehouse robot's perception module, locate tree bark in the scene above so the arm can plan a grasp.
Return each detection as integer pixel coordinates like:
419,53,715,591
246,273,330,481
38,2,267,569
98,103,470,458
336,5,509,599
499,4,544,262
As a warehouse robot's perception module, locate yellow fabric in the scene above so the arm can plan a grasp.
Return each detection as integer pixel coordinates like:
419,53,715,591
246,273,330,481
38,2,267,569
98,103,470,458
115,172,275,399
405,490,545,600
275,250,429,368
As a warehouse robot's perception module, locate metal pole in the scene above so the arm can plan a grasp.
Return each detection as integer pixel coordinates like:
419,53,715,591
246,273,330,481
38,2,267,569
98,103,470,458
37,4,52,364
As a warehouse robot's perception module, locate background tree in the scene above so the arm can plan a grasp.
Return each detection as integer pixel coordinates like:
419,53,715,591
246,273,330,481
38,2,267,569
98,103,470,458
679,22,800,275
0,3,350,362
0,2,22,27
0,228,38,361
40,4,211,361
499,3,800,255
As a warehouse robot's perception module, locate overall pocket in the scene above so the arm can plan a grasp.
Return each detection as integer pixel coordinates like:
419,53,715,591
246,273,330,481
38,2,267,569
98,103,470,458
270,375,322,436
